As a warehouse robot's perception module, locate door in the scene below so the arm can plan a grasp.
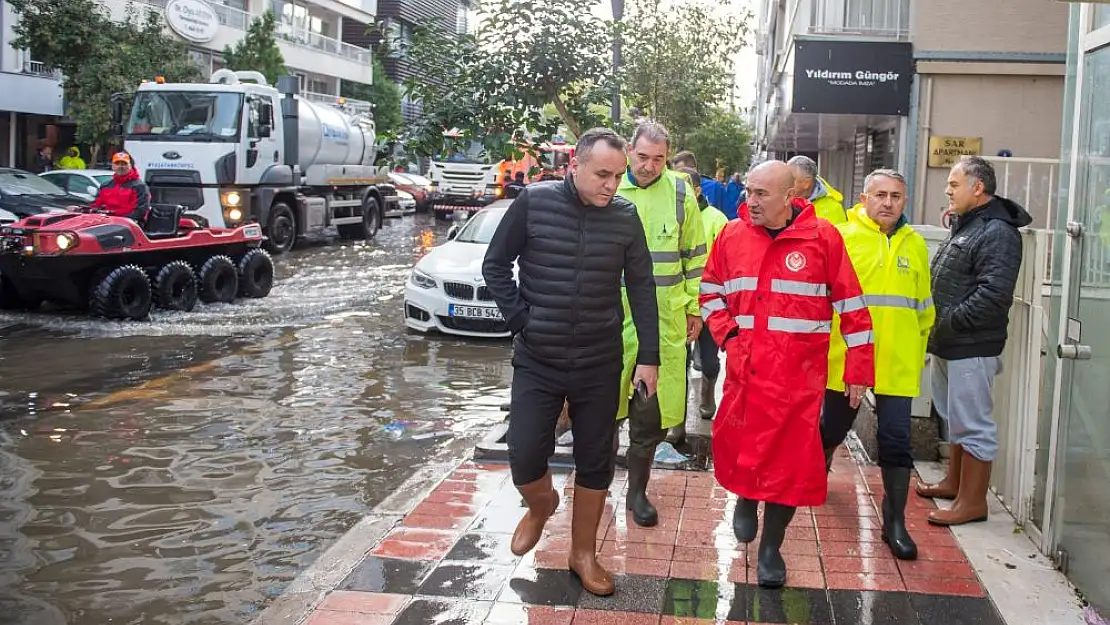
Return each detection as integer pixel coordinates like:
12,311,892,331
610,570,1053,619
242,94,281,184
1050,14,1110,615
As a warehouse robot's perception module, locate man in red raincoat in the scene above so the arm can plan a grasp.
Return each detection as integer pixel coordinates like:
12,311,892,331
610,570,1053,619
699,160,875,589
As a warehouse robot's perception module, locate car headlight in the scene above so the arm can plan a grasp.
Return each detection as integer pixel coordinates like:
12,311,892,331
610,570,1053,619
410,268,437,289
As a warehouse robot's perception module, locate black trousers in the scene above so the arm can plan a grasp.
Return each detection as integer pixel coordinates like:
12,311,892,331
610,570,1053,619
507,347,623,490
821,389,915,469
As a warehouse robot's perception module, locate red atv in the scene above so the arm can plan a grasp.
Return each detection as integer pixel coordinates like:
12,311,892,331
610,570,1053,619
0,204,274,320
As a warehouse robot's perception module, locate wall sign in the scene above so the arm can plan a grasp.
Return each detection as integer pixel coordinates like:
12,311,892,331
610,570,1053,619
792,40,913,116
928,136,983,168
165,0,220,44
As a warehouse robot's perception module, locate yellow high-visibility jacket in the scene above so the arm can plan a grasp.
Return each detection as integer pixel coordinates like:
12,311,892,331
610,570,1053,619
616,169,707,428
811,176,847,225
828,204,935,397
700,201,728,249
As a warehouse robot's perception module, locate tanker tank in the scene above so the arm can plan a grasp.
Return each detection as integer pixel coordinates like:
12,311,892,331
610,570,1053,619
295,98,377,170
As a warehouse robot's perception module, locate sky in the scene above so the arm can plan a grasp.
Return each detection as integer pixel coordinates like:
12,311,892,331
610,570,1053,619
590,0,761,111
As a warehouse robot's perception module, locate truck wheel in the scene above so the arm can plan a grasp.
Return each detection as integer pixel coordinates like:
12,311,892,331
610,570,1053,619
264,202,297,255
198,255,239,304
237,249,274,298
91,265,152,321
0,272,41,311
152,261,198,312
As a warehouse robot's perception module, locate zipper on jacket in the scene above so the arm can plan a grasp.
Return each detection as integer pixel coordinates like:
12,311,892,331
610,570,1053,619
571,209,585,365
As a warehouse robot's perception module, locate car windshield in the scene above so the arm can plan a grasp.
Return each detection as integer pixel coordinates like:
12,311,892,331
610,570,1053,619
454,210,504,244
126,91,244,141
93,175,114,185
0,171,69,195
436,139,487,164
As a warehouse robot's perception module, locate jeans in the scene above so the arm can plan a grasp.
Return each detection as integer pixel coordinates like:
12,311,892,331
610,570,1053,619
687,325,721,379
821,389,915,469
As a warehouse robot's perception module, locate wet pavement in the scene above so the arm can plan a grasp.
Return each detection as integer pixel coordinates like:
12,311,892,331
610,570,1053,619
0,215,514,625
300,449,1010,625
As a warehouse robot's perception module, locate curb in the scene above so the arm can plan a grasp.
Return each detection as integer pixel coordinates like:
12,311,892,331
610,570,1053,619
248,460,460,625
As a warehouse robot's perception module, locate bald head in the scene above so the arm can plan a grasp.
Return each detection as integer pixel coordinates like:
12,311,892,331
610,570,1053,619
745,160,797,229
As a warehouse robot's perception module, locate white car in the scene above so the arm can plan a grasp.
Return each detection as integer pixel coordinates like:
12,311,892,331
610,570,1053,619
0,207,16,225
404,206,512,338
385,190,417,218
39,169,114,202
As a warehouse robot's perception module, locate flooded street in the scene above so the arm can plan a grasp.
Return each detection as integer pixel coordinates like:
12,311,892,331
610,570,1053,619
0,214,513,625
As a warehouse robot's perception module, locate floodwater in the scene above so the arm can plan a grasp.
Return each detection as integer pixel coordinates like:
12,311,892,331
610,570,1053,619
0,214,513,625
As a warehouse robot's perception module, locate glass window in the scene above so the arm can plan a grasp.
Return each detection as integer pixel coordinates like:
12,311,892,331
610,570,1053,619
454,209,505,244
1094,5,1110,31
127,91,244,141
0,171,74,195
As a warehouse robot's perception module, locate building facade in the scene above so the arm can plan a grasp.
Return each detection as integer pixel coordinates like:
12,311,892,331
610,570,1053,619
1,0,377,169
752,0,1069,227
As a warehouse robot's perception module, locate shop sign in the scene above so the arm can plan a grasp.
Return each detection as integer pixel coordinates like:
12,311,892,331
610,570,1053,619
165,0,220,44
928,136,983,168
792,39,913,116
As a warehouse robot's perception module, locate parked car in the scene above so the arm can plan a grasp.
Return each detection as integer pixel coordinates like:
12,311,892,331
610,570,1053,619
0,207,16,226
389,172,431,211
0,168,84,219
39,169,115,202
404,205,512,338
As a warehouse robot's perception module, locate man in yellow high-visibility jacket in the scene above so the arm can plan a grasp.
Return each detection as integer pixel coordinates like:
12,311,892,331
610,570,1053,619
788,155,846,224
823,168,935,562
617,122,707,527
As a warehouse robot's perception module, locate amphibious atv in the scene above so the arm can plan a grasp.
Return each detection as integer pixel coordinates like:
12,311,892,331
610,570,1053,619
0,204,274,320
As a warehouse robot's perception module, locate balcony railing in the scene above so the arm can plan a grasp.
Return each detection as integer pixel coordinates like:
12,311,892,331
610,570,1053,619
137,0,370,62
302,90,374,116
809,0,910,37
21,60,62,79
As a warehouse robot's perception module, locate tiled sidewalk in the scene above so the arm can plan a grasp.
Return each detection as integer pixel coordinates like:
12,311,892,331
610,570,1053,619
303,447,1005,625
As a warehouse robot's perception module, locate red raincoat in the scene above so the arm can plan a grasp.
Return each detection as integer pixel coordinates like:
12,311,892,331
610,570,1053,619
700,199,875,507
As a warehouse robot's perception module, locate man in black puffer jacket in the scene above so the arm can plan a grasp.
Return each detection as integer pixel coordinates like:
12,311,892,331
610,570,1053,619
482,127,660,597
917,155,1032,527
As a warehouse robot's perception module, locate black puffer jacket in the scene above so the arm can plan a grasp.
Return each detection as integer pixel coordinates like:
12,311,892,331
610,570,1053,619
928,196,1033,360
482,176,660,369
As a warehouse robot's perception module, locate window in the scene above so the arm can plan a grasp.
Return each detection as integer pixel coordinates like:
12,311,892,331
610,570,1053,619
384,19,413,58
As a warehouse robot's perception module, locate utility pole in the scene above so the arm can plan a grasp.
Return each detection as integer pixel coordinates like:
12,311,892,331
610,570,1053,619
611,0,624,126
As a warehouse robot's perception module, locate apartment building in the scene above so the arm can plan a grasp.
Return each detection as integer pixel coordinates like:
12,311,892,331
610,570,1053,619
1,0,378,168
752,0,1069,227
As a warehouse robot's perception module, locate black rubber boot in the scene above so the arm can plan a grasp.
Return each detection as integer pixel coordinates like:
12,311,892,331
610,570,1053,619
732,497,759,543
625,447,658,527
757,502,796,588
824,446,836,473
881,466,918,560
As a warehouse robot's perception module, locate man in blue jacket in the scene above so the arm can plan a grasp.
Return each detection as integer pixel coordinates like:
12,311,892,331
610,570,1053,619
723,172,744,219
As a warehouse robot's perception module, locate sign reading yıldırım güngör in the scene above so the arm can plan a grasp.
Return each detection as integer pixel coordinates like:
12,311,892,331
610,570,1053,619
928,136,983,168
792,40,913,116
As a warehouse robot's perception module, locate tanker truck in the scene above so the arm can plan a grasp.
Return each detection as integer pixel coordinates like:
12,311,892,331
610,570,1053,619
111,69,399,254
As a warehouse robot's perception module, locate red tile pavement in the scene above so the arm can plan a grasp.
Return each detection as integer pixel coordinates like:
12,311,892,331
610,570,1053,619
297,453,1004,625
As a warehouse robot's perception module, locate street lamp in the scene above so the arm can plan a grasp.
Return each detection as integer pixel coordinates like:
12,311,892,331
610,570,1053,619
611,0,624,126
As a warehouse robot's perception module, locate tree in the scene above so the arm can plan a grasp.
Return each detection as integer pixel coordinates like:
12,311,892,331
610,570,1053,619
400,0,615,160
340,58,403,137
9,0,202,162
621,0,751,146
684,107,753,178
222,11,286,86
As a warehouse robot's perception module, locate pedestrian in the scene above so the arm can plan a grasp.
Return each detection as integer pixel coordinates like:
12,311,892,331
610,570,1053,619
916,155,1032,526
482,127,661,596
672,165,728,438
724,172,744,219
699,160,875,588
58,146,86,170
821,168,935,561
673,151,726,212
615,122,707,528
787,155,847,224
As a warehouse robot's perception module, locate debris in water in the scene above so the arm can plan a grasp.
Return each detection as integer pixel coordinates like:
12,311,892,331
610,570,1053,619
411,431,451,441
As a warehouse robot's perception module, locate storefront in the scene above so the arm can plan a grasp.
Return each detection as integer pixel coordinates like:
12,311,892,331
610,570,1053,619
1037,2,1110,615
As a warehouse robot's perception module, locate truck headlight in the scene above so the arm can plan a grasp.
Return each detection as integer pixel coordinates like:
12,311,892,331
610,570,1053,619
223,191,242,207
410,268,437,289
221,189,247,224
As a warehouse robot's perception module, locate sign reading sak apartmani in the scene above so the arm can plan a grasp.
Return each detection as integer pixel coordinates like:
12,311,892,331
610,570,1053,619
928,136,983,168
792,39,913,116
165,0,220,44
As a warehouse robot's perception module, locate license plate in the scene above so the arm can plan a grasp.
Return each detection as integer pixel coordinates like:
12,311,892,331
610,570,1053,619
448,304,503,320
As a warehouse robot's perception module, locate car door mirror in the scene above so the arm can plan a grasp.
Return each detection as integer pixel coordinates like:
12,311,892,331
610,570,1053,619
87,186,98,197
446,225,459,241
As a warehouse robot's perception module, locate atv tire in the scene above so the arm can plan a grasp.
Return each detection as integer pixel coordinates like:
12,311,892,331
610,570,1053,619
153,261,198,312
0,272,41,311
198,255,238,304
91,265,152,320
237,249,274,298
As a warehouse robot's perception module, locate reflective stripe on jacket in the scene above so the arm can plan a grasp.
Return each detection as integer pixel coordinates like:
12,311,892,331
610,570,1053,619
699,198,874,507
827,205,935,397
616,170,707,428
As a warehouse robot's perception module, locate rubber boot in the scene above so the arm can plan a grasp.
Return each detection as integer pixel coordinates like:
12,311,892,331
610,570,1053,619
757,502,796,588
916,443,962,499
569,485,614,596
880,466,918,560
665,421,686,447
625,447,659,527
732,497,759,543
824,446,836,473
510,472,559,556
928,450,990,526
698,375,717,420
